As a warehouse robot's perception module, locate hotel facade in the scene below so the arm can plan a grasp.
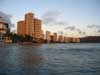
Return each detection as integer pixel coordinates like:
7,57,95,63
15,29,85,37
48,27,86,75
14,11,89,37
17,12,42,42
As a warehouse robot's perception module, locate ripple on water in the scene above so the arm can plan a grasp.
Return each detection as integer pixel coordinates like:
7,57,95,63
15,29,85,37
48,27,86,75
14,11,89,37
0,43,100,75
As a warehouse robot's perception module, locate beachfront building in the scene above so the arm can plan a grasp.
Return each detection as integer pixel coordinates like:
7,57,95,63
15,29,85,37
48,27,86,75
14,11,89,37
17,21,25,36
46,31,51,43
53,33,58,42
58,35,64,43
17,12,42,42
34,18,42,42
0,22,10,43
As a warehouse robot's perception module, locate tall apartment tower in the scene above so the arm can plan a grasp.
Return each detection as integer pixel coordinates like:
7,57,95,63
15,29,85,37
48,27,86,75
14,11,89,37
53,33,58,42
25,13,34,37
34,18,42,39
17,21,25,36
46,31,51,43
17,12,42,42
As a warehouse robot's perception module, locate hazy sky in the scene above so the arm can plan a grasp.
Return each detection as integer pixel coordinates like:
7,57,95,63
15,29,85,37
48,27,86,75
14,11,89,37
0,0,100,37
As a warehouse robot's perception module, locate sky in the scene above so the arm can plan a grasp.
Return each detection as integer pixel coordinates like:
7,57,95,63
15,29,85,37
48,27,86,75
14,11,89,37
0,0,100,37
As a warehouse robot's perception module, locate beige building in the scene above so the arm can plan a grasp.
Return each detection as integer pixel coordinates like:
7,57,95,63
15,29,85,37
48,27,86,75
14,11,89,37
25,13,34,37
0,22,10,43
63,37,72,43
63,37,80,43
72,38,80,43
46,31,51,43
17,12,42,42
58,35,64,43
53,33,58,42
34,18,42,39
17,21,25,36
0,22,12,44
0,22,9,34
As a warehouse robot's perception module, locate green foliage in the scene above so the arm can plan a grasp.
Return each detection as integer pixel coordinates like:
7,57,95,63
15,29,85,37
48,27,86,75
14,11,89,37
5,33,33,43
24,35,33,42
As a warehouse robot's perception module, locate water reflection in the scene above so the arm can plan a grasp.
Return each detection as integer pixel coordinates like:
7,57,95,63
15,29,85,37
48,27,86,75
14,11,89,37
0,44,47,75
0,43,100,75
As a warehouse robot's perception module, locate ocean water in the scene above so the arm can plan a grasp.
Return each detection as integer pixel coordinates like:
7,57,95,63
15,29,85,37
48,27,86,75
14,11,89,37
0,43,100,75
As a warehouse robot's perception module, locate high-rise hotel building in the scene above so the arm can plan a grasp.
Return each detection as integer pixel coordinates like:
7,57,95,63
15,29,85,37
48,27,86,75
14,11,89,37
34,18,42,39
17,21,25,36
17,12,42,41
25,13,34,37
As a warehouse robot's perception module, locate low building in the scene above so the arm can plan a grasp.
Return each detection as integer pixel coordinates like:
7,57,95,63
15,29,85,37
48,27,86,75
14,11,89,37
72,38,80,43
4,37,12,44
0,22,10,34
0,22,10,44
63,37,72,43
58,35,64,43
53,33,58,42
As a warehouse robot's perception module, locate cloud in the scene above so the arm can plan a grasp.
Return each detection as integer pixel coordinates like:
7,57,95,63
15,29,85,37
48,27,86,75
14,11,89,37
0,11,14,28
76,28,86,35
42,10,68,26
64,26,86,35
58,31,64,35
87,24,100,28
98,30,100,33
11,29,16,33
64,26,75,31
87,24,100,34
